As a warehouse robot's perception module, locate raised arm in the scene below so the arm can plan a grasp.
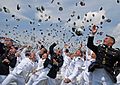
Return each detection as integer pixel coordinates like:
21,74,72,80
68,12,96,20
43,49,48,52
49,43,57,55
87,25,98,54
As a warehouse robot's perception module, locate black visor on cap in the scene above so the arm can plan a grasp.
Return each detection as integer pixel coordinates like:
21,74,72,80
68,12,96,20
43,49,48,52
106,34,115,44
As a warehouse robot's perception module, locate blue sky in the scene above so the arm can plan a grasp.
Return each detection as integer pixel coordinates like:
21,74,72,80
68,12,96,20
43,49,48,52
0,0,120,49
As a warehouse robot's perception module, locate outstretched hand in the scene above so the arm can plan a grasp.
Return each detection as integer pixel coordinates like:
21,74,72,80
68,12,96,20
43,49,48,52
2,58,10,64
91,25,98,35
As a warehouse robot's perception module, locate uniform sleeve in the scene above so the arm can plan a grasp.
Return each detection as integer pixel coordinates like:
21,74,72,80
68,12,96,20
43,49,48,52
62,55,71,67
0,42,5,56
9,57,17,68
20,48,27,59
87,36,98,54
35,50,41,60
36,66,44,71
15,58,28,74
49,43,56,55
118,50,120,61
68,59,84,81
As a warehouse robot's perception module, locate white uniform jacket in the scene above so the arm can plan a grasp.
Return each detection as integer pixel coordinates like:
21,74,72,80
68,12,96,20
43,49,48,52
65,57,84,81
12,57,37,78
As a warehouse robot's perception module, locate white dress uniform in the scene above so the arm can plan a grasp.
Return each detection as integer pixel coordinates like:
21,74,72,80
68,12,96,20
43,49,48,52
77,49,93,85
35,50,41,61
60,56,84,85
26,58,46,85
61,48,71,78
16,47,28,66
2,57,37,85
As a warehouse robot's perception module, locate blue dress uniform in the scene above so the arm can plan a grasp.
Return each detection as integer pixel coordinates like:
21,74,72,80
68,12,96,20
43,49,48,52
87,36,120,85
47,43,63,79
0,42,17,83
46,43,64,85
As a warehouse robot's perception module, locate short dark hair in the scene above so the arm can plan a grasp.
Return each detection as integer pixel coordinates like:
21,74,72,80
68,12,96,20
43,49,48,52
44,48,47,53
106,35,115,44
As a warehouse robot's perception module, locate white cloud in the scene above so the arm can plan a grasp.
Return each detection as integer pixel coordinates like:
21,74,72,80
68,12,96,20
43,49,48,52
77,10,106,28
112,23,120,36
66,10,107,33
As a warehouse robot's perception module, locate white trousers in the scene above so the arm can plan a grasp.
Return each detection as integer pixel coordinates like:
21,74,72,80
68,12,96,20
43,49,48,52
26,74,39,85
92,68,114,85
2,74,25,85
32,71,56,85
77,71,90,85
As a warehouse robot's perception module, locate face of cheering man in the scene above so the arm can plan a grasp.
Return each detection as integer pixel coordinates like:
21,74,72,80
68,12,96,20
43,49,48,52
40,48,47,55
91,52,96,59
4,38,13,47
103,36,114,47
75,49,82,57
55,49,62,56
29,52,36,61
42,53,48,59
9,46,17,54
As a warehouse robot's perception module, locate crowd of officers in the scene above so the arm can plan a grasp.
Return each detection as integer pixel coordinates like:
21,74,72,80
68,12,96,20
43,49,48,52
0,25,120,85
